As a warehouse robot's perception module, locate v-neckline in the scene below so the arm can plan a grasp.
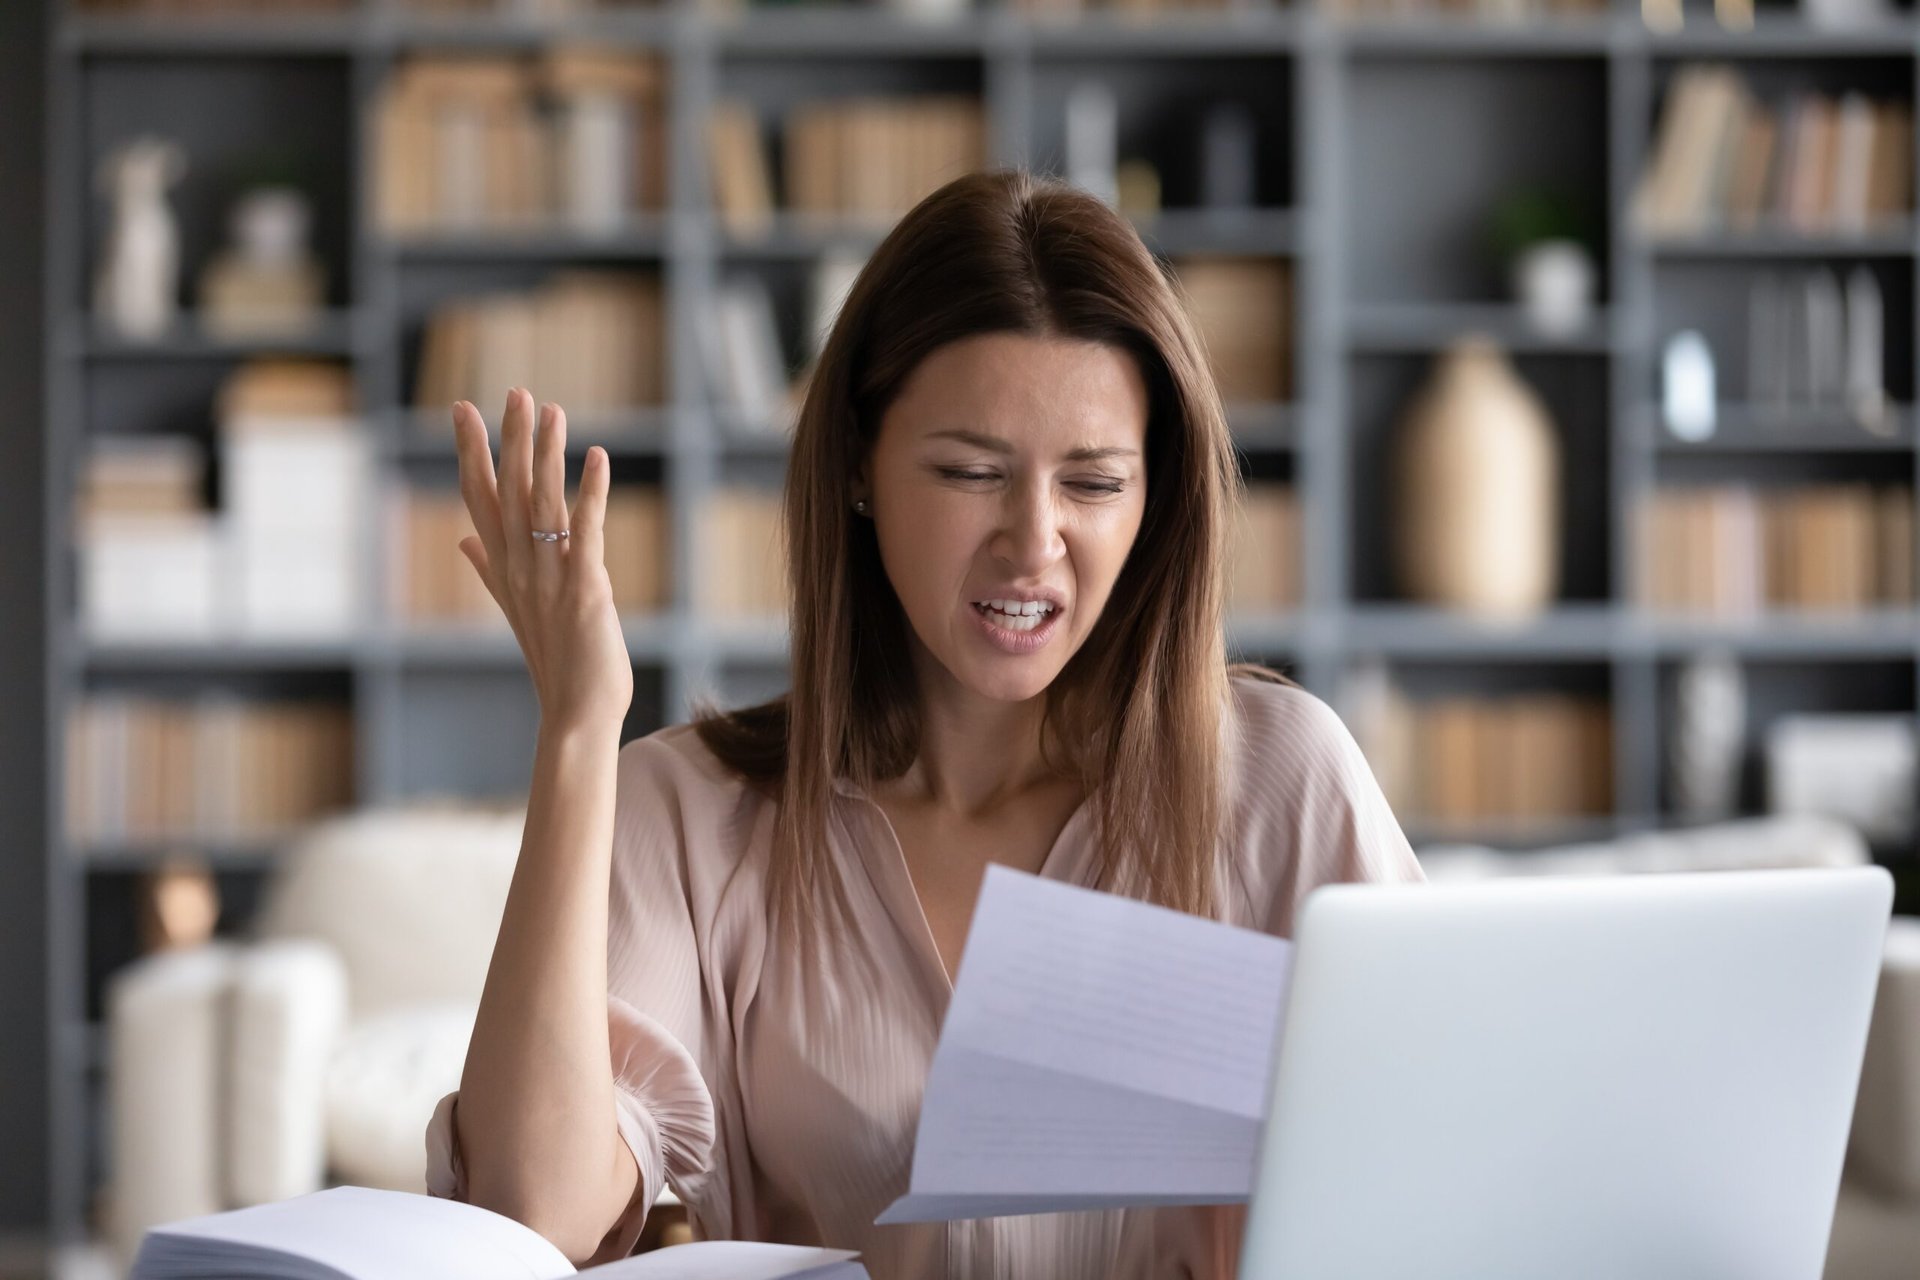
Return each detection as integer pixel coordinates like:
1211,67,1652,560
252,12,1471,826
853,786,1094,999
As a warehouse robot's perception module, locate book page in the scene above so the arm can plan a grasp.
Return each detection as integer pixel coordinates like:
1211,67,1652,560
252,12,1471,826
580,1242,864,1280
137,1185,574,1280
878,866,1292,1224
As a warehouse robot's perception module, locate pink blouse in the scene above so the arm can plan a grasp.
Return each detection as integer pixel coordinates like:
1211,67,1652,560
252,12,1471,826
425,676,1426,1278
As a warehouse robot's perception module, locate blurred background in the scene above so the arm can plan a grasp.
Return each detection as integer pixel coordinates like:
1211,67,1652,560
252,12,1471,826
4,0,1920,1274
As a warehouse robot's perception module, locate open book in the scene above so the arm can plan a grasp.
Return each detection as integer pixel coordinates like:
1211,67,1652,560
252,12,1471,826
132,1185,866,1280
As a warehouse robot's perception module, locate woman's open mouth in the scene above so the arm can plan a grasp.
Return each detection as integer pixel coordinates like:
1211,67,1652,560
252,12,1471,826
968,598,1063,653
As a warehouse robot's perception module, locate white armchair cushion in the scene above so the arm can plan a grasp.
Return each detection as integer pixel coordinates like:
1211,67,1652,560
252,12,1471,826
255,805,524,1021
1417,814,1871,881
1852,918,1920,1201
103,943,236,1269
225,939,349,1207
325,1002,476,1192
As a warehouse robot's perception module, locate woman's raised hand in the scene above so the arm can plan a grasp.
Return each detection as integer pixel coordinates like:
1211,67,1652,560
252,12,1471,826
452,388,633,738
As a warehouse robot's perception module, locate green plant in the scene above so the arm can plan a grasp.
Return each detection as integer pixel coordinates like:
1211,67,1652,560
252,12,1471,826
1487,186,1593,264
225,146,311,193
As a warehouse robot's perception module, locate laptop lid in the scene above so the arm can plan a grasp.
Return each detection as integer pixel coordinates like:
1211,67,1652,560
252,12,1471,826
1237,866,1893,1280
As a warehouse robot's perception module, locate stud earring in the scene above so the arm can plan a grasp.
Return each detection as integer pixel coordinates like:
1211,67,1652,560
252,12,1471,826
853,498,869,515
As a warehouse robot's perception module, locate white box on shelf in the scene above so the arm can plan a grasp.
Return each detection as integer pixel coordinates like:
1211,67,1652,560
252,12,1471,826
230,531,361,639
78,513,225,642
1767,714,1919,844
221,417,369,538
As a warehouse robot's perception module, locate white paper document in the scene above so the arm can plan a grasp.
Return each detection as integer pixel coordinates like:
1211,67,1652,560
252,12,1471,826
876,865,1294,1224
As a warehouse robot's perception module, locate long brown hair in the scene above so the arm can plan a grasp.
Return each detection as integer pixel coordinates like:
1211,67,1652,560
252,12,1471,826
697,167,1274,926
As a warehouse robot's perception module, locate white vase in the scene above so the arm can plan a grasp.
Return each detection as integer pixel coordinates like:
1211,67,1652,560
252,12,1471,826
1393,338,1561,619
94,136,188,340
1510,238,1596,339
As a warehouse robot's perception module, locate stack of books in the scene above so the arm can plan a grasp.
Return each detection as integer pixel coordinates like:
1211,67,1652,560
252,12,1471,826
78,0,350,10
1226,483,1299,614
374,52,668,234
65,695,354,846
1361,686,1615,831
1319,0,1606,17
1639,484,1916,616
393,484,669,621
76,437,218,641
707,95,986,231
412,271,666,418
1172,257,1292,405
698,488,787,619
703,272,800,433
76,360,369,642
1635,66,1914,238
219,360,368,639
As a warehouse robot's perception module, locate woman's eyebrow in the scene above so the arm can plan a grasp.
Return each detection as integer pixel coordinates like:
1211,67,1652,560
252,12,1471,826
924,428,1138,462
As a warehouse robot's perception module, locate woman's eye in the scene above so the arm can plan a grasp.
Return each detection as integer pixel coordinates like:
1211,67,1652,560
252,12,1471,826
940,466,1128,495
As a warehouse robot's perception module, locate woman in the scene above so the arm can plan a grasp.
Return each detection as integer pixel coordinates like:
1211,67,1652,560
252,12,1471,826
424,168,1423,1279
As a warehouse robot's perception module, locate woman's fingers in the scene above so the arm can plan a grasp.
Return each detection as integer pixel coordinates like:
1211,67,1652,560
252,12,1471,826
452,401,508,582
569,444,609,591
497,387,536,583
529,399,569,553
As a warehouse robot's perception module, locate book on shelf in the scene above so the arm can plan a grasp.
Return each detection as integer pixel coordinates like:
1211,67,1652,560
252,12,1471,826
130,1184,865,1280
1635,66,1914,238
780,96,985,221
1641,484,1916,616
79,0,352,10
1170,256,1292,404
1225,483,1298,614
394,484,668,621
66,694,354,847
1317,0,1607,16
704,273,796,433
709,99,775,238
413,272,665,417
375,52,666,235
77,435,205,524
1349,677,1612,830
699,488,787,619
1742,267,1889,427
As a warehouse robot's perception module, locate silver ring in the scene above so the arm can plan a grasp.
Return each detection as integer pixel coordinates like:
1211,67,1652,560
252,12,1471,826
530,528,570,543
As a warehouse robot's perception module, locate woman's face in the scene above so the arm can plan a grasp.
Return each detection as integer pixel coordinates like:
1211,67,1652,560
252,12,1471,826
862,331,1150,706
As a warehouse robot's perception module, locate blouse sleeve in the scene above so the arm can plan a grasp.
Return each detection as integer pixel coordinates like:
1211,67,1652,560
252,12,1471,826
422,731,736,1263
1223,677,1427,939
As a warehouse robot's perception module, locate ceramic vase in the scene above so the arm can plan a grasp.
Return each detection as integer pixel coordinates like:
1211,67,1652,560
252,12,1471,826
94,136,187,340
1392,338,1561,618
1510,238,1596,339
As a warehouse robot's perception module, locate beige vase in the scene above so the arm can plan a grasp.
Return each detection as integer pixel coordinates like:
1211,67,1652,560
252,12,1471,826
1392,338,1561,618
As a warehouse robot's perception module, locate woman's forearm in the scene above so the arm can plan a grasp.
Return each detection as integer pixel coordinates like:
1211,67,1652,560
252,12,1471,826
454,717,640,1260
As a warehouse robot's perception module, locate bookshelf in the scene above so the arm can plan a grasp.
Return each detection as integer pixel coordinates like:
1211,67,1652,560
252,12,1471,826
39,0,1920,1262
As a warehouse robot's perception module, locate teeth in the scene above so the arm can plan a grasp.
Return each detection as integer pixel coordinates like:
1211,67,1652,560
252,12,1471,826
975,599,1056,632
977,598,1055,616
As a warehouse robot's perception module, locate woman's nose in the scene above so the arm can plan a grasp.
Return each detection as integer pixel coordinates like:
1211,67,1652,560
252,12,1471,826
991,483,1066,575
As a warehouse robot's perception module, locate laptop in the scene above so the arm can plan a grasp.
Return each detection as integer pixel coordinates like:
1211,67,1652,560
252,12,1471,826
1237,866,1893,1280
